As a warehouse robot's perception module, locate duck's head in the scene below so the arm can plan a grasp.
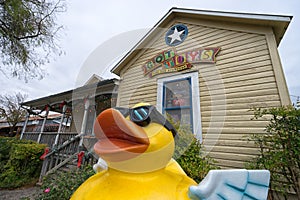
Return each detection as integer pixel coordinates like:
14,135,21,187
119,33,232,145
93,103,177,173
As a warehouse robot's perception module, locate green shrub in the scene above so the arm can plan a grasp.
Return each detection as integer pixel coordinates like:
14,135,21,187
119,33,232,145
171,118,219,183
37,165,95,200
175,139,219,183
0,137,35,172
0,137,46,189
247,106,300,200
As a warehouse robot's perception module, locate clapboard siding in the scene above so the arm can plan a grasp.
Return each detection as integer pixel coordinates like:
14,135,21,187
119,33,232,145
201,95,280,107
207,146,259,156
209,151,256,161
214,159,246,168
202,127,266,134
117,20,284,168
202,120,269,128
203,133,253,140
200,101,280,114
120,35,268,79
121,77,276,102
201,88,278,102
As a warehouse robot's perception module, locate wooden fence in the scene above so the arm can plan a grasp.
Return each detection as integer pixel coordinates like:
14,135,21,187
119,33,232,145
22,132,78,147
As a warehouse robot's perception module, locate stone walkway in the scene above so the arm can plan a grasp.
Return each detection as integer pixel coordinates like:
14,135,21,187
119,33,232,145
0,186,41,200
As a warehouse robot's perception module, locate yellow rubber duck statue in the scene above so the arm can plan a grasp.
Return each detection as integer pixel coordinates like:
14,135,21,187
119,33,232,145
71,103,271,200
71,103,197,199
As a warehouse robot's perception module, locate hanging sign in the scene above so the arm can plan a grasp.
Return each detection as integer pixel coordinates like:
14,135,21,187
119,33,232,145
142,47,220,77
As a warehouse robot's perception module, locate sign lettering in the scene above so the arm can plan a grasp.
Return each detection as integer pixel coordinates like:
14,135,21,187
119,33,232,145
142,47,220,77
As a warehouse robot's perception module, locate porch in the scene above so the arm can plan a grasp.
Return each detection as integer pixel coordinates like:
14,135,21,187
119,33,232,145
20,78,118,181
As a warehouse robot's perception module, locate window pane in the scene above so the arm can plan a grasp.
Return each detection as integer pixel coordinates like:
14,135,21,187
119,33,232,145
164,79,191,108
166,108,191,126
157,72,201,138
163,77,193,130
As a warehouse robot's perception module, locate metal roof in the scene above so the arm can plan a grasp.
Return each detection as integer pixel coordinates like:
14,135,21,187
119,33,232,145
22,78,118,110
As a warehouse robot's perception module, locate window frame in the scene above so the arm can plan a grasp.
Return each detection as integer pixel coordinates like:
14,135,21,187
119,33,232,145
162,77,194,131
157,72,202,141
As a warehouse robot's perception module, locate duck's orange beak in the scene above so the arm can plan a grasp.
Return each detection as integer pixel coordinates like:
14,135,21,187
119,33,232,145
93,108,150,162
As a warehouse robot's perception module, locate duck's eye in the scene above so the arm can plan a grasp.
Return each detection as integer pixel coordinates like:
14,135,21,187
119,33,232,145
131,107,151,127
115,105,177,137
133,108,148,120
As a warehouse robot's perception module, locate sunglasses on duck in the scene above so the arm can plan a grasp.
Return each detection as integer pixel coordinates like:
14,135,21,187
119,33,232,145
114,106,177,137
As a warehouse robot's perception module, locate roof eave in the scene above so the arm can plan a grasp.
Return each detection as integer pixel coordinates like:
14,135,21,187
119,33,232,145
111,7,292,76
22,79,118,109
111,8,175,76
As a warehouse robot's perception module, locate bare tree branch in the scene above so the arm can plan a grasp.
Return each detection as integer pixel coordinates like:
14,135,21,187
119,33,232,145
0,92,28,136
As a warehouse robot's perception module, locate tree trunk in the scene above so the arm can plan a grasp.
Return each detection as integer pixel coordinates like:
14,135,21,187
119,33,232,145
8,125,16,137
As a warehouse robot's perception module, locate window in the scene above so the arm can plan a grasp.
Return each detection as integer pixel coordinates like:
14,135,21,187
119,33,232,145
163,78,193,129
157,72,202,140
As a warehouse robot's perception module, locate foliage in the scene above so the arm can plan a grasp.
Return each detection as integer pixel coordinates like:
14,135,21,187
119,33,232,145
0,136,36,172
175,138,219,183
171,117,219,183
247,106,300,200
0,137,46,188
0,92,27,136
0,0,66,81
36,165,95,200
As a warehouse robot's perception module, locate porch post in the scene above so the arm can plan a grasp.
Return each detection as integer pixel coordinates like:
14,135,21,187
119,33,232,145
65,116,70,132
20,111,30,140
54,104,67,147
37,106,49,143
79,98,90,151
57,103,67,133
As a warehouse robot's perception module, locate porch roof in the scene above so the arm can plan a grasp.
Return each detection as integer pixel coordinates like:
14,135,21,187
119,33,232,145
22,78,118,111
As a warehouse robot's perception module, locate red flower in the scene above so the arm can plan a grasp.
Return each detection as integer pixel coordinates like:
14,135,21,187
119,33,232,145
44,188,51,193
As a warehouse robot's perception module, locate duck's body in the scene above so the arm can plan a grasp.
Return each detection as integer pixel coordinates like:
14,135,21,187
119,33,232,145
71,160,197,200
71,104,271,200
71,104,198,199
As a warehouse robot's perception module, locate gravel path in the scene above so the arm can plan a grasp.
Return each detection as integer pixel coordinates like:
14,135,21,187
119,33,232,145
0,186,41,200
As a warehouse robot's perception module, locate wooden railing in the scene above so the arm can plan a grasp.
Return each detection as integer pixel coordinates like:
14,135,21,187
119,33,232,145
39,133,82,182
22,132,98,182
38,133,98,182
22,132,39,142
22,132,78,147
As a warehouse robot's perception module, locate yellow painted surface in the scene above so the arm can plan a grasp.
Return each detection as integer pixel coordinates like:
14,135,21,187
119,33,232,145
71,103,197,199
71,160,197,200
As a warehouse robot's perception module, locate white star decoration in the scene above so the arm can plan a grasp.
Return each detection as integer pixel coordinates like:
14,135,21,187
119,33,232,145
168,27,185,44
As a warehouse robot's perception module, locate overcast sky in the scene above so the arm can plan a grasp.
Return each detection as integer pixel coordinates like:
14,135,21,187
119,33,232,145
0,0,299,104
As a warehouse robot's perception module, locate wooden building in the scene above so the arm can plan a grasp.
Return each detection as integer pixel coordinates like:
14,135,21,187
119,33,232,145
21,76,118,149
0,113,62,137
20,8,292,171
111,8,292,169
